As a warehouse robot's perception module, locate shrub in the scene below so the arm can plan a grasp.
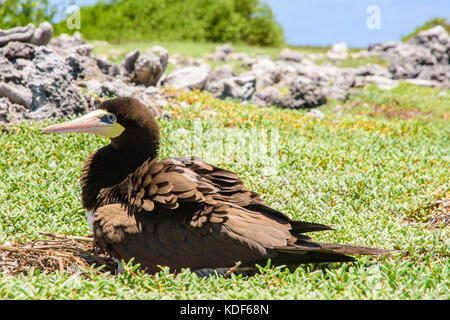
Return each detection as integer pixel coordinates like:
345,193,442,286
52,0,284,46
0,0,55,29
401,17,450,42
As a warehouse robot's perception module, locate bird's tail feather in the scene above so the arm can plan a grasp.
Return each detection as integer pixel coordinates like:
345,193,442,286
290,220,334,233
264,241,394,266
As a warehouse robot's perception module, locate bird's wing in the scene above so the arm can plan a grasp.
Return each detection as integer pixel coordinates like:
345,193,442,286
94,156,332,232
93,202,296,273
93,157,389,273
91,156,300,271
94,157,229,227
171,156,334,234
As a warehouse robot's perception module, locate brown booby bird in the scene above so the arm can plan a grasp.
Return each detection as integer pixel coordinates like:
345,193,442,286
42,97,390,274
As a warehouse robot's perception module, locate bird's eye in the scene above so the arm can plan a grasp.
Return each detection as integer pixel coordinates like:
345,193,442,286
100,114,116,124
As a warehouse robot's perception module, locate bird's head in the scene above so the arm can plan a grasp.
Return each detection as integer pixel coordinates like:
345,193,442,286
42,97,160,155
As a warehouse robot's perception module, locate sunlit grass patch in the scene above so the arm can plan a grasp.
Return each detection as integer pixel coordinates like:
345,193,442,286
0,82,449,299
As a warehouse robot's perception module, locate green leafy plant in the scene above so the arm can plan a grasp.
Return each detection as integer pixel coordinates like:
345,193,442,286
0,0,55,29
401,17,450,42
52,0,284,46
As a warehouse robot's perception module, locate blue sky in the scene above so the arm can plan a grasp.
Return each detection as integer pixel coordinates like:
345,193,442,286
265,0,449,47
54,0,449,48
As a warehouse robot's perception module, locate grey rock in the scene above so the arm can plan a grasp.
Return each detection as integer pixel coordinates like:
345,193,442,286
81,79,102,95
367,26,449,86
218,44,233,55
250,58,278,88
109,64,121,77
128,47,168,86
278,48,304,62
0,41,36,60
49,32,85,49
228,52,255,67
306,109,325,119
0,41,91,121
282,76,327,109
295,64,354,101
207,65,235,83
122,49,140,74
95,57,113,75
161,110,173,119
306,52,325,60
351,74,398,90
206,44,233,61
0,21,52,47
326,42,349,60
394,43,437,65
0,56,23,84
417,64,450,83
130,87,167,117
321,86,351,101
163,65,210,90
65,54,86,79
29,22,53,46
217,75,256,101
252,76,327,109
351,50,378,59
204,80,225,97
0,23,35,46
24,46,90,119
101,80,140,97
251,87,283,107
168,53,204,67
353,64,392,78
66,44,94,57
98,82,167,117
0,97,27,124
404,78,442,87
388,61,421,79
271,61,299,87
0,32,174,124
67,53,114,83
0,82,32,107
152,46,169,71
407,25,449,63
363,75,398,90
368,40,398,52
204,65,236,97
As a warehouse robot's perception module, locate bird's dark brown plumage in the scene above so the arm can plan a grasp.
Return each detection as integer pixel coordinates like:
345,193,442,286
75,97,390,274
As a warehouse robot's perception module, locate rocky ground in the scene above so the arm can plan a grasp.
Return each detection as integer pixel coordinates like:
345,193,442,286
0,23,449,125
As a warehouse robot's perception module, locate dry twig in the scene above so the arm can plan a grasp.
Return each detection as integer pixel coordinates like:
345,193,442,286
223,261,242,279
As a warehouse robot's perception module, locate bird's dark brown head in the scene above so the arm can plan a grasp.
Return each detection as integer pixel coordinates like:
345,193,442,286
42,97,161,210
98,97,160,158
43,96,160,159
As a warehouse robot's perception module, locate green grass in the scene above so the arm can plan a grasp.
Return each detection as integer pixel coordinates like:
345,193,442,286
315,55,390,69
92,40,285,64
92,40,286,75
0,82,449,299
91,40,386,74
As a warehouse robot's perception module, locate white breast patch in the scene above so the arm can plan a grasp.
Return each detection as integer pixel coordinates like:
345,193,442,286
86,210,95,232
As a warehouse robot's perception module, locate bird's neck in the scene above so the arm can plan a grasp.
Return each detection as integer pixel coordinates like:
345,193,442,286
81,143,157,211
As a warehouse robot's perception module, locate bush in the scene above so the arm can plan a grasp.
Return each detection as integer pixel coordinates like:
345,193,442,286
0,0,55,29
53,0,284,46
401,17,450,41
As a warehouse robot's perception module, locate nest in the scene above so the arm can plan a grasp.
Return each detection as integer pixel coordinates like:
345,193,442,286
0,232,117,277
